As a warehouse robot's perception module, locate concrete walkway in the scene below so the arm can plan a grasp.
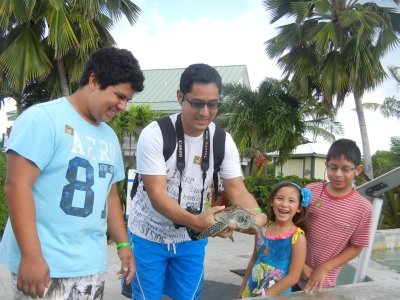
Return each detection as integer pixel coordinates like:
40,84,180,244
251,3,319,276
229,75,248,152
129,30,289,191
0,233,252,300
1,233,400,299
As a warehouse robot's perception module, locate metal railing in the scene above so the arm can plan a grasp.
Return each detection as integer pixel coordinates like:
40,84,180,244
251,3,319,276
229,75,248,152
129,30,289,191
354,167,400,283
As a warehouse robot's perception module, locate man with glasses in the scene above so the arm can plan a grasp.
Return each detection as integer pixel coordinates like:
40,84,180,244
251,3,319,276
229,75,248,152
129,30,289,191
127,63,267,300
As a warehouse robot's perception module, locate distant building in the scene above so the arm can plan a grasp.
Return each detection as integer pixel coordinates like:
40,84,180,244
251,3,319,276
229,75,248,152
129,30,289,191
131,65,251,113
269,142,331,180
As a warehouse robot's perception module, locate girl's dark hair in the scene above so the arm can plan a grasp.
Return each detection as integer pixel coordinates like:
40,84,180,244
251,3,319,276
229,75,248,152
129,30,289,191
268,181,308,234
179,63,222,94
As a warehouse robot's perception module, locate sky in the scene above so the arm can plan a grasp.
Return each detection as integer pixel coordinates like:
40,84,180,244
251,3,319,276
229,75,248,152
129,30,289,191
1,0,400,154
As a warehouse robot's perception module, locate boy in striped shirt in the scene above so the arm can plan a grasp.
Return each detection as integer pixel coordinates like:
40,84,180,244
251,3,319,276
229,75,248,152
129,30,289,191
295,139,372,292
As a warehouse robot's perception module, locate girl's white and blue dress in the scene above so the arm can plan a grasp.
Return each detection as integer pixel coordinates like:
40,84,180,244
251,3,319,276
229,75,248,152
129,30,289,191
242,222,304,297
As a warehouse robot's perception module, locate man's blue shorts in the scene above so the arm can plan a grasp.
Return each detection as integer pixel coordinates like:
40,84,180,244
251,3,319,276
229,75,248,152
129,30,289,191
129,231,208,300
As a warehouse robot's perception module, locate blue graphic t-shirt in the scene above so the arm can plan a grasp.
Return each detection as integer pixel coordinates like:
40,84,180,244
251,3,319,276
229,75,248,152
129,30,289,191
0,98,124,277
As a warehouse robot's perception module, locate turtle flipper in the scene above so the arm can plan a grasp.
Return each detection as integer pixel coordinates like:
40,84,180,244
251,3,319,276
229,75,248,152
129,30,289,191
197,222,227,239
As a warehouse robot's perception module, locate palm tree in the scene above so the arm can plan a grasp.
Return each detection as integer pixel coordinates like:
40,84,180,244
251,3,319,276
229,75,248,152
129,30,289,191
220,78,337,166
264,0,400,180
0,78,51,114
109,104,161,169
301,97,343,142
0,0,141,110
363,65,400,118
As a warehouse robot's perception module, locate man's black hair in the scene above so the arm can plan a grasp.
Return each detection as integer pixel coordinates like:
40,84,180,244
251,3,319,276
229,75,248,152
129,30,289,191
179,63,222,95
79,47,144,92
326,138,361,166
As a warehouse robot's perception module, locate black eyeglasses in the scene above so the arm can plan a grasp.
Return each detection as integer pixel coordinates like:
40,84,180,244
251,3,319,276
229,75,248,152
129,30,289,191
183,94,220,110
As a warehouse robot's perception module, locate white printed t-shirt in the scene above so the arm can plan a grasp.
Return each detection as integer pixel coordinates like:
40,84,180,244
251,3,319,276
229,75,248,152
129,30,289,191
128,113,242,244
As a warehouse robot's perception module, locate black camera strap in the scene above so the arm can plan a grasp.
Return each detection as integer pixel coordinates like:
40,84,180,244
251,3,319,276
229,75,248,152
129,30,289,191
175,113,210,211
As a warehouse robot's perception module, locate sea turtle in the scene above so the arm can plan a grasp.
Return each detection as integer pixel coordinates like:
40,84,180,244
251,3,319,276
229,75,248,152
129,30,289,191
197,205,262,241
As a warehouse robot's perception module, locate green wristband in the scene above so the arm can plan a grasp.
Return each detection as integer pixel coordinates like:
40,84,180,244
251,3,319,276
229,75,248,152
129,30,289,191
252,207,263,212
116,242,131,249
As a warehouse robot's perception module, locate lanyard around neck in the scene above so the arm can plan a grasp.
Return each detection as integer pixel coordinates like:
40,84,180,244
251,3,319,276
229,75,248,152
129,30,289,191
175,114,210,211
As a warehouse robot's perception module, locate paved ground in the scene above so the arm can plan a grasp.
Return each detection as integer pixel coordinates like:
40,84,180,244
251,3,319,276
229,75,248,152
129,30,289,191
104,233,253,300
0,233,254,300
2,233,400,300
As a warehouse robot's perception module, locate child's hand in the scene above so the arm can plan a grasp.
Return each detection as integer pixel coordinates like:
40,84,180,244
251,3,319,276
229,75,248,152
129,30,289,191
301,264,313,281
303,265,328,293
249,208,268,229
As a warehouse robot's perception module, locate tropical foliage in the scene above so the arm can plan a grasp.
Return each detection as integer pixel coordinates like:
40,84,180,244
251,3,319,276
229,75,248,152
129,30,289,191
108,104,161,210
363,65,400,119
109,104,161,169
220,78,341,172
301,97,343,142
379,187,400,229
0,0,141,113
372,137,400,176
264,0,400,180
220,78,305,164
372,138,400,229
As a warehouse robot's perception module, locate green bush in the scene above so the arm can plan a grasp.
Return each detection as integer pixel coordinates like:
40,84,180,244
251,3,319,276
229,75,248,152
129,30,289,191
0,152,8,238
379,187,400,229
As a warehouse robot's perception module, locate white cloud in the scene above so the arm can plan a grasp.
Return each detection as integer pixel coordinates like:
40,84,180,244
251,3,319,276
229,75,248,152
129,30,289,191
112,2,280,90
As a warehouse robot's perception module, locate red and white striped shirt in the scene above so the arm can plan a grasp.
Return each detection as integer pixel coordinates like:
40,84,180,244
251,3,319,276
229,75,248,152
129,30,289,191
298,182,372,289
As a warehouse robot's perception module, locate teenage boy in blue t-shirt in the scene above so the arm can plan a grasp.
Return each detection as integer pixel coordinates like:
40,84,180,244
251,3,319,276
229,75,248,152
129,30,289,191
0,47,144,299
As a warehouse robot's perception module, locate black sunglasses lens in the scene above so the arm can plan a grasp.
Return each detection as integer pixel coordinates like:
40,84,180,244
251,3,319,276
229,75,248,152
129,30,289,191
185,96,219,109
207,102,219,109
192,101,206,109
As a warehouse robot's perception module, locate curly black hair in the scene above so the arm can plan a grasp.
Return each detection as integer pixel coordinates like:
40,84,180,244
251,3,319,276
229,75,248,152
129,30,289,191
79,47,144,92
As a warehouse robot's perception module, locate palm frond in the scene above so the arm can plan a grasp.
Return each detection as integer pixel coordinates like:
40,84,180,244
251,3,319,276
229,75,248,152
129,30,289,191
264,0,297,24
363,97,400,119
46,2,80,58
388,65,400,86
0,24,51,90
291,1,314,24
0,0,33,29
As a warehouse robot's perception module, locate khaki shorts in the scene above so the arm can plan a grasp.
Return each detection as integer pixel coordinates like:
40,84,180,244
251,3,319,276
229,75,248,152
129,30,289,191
11,272,105,300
